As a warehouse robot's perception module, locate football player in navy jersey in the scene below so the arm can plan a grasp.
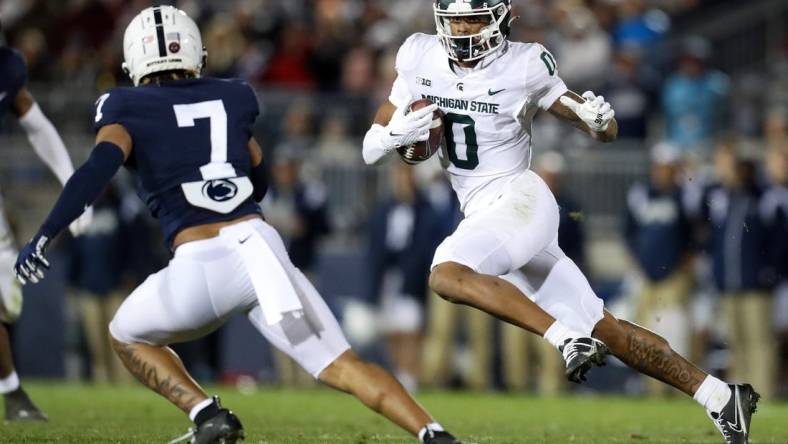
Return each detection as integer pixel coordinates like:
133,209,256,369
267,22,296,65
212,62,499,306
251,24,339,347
0,22,92,422
14,7,462,444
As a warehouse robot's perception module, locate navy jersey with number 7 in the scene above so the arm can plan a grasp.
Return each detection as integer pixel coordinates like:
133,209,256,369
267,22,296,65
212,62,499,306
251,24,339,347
94,77,262,246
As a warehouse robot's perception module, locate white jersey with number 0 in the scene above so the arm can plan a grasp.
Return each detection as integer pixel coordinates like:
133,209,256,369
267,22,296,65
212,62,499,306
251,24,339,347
389,33,567,215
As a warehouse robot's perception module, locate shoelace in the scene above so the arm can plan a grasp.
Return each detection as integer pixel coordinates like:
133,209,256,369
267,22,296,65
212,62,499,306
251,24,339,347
713,414,733,442
167,427,196,444
562,342,589,362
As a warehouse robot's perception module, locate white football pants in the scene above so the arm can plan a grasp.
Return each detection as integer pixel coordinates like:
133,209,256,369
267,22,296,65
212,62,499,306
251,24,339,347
109,218,350,378
432,169,604,335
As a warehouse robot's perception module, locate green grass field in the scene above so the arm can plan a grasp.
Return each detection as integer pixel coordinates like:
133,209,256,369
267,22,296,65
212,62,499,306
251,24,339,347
2,383,787,443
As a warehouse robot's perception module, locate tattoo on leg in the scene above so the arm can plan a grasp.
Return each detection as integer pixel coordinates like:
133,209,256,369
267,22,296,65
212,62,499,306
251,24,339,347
621,321,704,395
115,343,199,411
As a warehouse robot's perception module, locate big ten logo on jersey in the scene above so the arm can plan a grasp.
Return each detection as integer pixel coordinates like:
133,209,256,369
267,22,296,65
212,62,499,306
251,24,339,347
417,76,432,87
175,99,254,213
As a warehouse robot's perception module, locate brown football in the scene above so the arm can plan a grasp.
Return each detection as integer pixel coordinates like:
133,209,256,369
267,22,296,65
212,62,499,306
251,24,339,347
396,99,444,165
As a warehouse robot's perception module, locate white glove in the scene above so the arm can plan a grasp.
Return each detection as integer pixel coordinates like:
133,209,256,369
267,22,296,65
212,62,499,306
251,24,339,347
68,205,93,237
559,91,615,132
380,103,438,150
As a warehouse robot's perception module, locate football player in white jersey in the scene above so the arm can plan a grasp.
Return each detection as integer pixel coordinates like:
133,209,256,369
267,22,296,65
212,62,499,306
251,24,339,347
0,22,92,422
363,1,758,443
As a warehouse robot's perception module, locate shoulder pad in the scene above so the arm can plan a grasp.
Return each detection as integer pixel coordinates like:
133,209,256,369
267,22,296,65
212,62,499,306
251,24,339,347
396,33,440,72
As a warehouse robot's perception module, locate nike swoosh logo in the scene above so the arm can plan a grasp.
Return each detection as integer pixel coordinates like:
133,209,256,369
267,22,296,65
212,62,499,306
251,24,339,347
488,88,505,96
727,387,744,433
239,235,252,244
389,131,406,137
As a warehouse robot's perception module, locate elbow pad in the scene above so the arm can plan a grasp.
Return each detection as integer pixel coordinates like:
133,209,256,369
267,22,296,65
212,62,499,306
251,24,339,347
19,102,75,185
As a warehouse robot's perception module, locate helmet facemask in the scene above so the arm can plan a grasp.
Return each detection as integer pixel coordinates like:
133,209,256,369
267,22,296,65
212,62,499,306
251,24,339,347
434,2,511,63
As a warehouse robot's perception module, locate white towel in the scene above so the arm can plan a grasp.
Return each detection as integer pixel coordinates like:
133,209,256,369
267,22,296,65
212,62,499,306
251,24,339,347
228,226,303,325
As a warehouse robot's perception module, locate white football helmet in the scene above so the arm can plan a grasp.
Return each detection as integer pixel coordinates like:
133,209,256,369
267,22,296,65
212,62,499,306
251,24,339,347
434,0,512,63
122,5,206,86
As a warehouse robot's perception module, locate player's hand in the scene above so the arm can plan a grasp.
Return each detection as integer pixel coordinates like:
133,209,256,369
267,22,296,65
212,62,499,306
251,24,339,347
14,233,51,285
380,102,438,150
68,205,93,237
559,91,615,132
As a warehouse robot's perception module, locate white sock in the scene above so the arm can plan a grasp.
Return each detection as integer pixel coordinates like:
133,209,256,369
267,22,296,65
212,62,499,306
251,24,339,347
0,371,20,395
693,375,731,413
188,397,216,422
543,321,581,350
418,422,444,442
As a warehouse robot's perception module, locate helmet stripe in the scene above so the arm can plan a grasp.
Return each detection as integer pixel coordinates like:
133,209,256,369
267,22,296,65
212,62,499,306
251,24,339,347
152,7,167,57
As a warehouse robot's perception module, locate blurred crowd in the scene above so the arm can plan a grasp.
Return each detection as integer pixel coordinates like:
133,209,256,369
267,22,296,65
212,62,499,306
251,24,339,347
4,0,786,157
0,0,786,398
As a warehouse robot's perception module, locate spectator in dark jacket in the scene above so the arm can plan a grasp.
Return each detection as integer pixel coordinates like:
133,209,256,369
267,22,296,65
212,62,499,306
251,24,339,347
699,141,777,398
68,185,130,384
624,143,694,396
540,151,587,271
264,154,331,273
365,162,439,392
262,154,331,386
761,144,788,395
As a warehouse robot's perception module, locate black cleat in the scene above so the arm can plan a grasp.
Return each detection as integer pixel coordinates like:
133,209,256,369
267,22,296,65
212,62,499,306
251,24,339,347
559,337,609,383
169,408,245,444
423,430,464,444
707,384,759,444
4,388,48,422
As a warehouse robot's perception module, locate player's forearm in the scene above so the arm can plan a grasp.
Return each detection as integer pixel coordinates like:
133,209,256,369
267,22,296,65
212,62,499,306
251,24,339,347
18,103,76,185
39,142,124,238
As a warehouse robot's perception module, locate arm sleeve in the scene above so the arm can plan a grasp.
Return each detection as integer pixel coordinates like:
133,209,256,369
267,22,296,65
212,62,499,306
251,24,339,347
526,45,568,111
18,102,75,185
39,142,125,239
362,124,392,165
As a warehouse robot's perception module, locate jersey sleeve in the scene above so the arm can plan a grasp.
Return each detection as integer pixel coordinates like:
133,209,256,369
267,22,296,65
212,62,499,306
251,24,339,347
92,89,126,132
388,75,410,108
525,45,568,111
388,33,426,108
236,80,260,139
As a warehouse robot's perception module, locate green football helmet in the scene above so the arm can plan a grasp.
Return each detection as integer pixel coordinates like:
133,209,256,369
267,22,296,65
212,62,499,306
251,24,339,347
433,0,513,62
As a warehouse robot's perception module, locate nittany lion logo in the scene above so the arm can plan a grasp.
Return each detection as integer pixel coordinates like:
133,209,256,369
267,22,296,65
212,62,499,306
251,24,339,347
202,179,238,202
